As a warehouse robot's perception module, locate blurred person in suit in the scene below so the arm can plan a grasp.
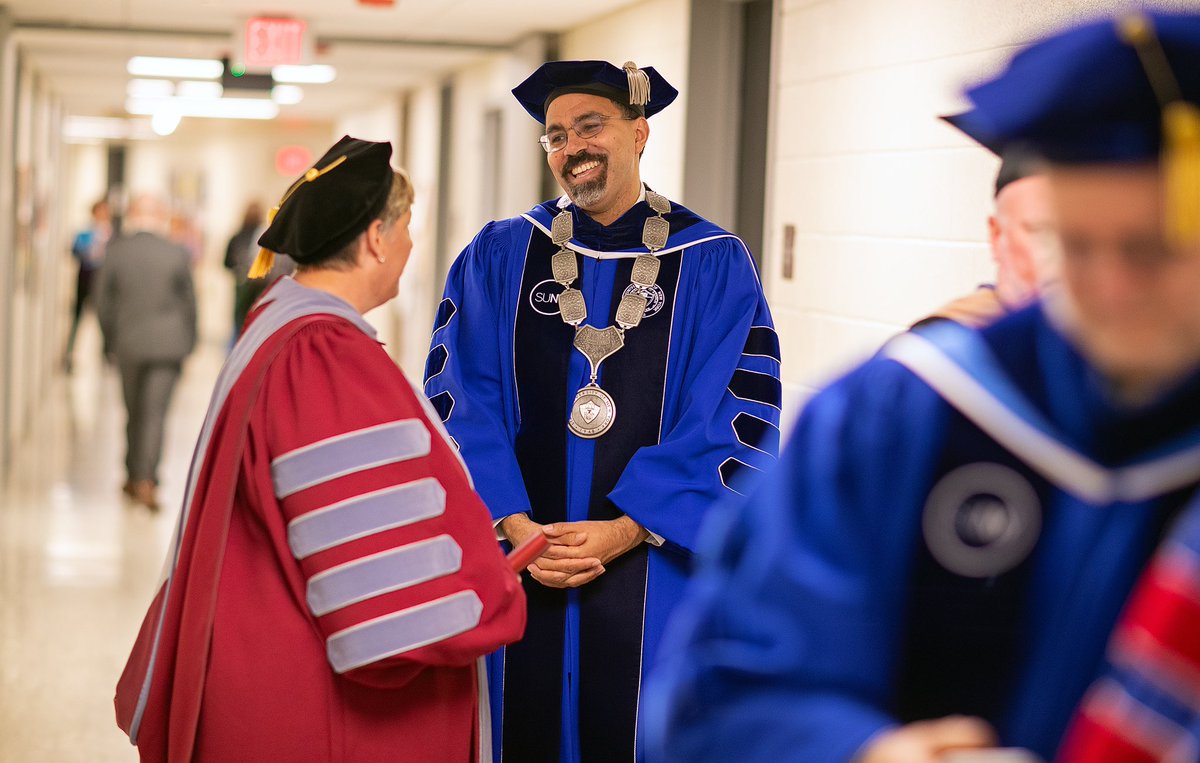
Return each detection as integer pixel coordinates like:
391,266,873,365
95,193,197,510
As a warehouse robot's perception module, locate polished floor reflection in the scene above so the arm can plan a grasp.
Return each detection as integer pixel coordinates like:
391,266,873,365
0,315,221,762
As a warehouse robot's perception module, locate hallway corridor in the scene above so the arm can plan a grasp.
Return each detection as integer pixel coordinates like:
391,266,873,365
0,315,222,762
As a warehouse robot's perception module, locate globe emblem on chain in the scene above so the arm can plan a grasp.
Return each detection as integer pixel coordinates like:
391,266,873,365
622,282,665,318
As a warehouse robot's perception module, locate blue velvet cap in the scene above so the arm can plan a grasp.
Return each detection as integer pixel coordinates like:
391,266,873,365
512,60,679,124
946,12,1200,163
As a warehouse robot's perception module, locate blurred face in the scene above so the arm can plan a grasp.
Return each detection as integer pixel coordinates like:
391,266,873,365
988,175,1058,308
1046,163,1200,400
543,93,648,225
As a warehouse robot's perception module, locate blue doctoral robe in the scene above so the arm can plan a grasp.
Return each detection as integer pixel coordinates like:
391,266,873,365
641,306,1200,763
423,191,780,762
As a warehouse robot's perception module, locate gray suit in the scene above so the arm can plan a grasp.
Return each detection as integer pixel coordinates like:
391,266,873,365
95,230,196,487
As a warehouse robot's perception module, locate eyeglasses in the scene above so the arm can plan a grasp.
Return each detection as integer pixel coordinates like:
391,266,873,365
539,114,634,154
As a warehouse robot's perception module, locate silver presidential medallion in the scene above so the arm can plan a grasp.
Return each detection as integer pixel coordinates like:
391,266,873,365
569,384,616,438
546,189,672,439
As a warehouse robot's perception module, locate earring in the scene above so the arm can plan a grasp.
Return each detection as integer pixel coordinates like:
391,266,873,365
376,255,386,264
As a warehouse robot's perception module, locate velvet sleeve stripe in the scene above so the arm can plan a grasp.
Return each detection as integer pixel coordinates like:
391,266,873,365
424,344,449,383
743,326,781,362
326,590,484,674
271,419,431,499
719,457,763,496
306,535,464,617
728,368,783,410
431,298,458,335
428,391,456,423
732,412,780,455
287,478,447,560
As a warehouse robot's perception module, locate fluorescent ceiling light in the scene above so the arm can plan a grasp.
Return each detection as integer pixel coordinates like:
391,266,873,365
176,81,224,99
126,96,279,120
271,85,304,105
63,116,157,142
151,108,182,137
272,64,335,84
127,56,223,79
127,79,174,98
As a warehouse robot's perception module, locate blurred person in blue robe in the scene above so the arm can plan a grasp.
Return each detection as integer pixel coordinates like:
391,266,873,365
423,60,779,762
643,11,1200,763
64,197,112,371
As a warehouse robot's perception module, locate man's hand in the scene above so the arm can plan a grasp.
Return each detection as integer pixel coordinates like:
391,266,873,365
859,716,998,763
498,513,542,548
499,514,649,589
529,517,648,588
499,513,602,588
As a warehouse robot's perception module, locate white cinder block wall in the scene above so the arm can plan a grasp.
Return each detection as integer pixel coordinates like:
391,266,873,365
766,0,1194,418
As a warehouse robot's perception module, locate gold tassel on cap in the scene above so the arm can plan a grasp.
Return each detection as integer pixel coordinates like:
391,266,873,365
1119,12,1200,247
1163,100,1200,247
247,157,348,279
247,248,276,280
623,61,650,107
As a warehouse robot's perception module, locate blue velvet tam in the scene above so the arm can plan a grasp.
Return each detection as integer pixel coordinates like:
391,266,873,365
512,60,679,124
945,11,1200,164
257,135,393,265
941,111,1047,196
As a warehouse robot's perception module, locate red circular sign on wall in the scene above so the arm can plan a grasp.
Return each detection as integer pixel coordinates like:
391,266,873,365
275,145,313,177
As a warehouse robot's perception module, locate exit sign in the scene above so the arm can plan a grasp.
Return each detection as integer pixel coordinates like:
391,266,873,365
244,17,307,68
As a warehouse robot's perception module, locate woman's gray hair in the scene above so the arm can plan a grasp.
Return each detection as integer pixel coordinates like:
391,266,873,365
301,169,415,271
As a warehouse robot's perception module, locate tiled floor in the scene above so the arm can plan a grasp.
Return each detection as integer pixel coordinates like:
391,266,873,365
0,314,223,762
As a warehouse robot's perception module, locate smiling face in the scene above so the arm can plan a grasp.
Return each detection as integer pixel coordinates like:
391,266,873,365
543,92,648,226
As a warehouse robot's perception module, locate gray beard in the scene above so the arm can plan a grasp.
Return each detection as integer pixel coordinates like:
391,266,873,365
569,175,607,208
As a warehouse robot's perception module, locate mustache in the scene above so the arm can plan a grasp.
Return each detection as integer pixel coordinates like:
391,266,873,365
562,152,607,180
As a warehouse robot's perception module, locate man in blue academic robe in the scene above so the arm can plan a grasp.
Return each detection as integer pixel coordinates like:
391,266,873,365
643,11,1200,763
423,60,779,761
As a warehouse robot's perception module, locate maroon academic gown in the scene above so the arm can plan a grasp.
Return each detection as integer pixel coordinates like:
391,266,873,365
115,278,526,762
